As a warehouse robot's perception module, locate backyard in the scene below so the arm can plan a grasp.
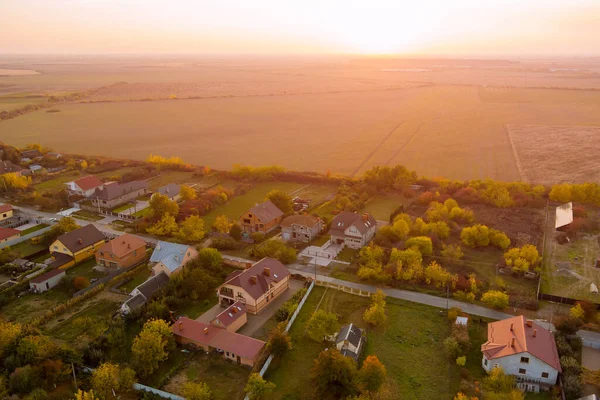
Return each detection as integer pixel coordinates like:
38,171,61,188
118,267,152,293
66,258,106,281
11,240,46,257
362,193,407,221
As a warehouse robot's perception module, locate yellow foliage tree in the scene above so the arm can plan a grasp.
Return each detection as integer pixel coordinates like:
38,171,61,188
176,215,206,242
179,185,196,201
1,172,31,191
213,215,231,233
146,213,178,236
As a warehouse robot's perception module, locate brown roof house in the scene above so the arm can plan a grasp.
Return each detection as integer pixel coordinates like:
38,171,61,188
96,234,147,269
481,315,561,393
0,204,14,221
50,224,106,265
281,214,323,243
217,257,290,314
29,269,66,293
239,200,284,234
172,316,266,367
65,175,105,198
0,227,20,244
210,301,247,332
329,212,377,249
91,181,148,209
0,161,24,176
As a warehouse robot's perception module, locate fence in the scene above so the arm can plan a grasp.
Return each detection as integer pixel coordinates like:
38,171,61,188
133,383,185,400
315,280,372,297
537,292,578,306
0,226,52,249
243,280,315,400
72,258,149,297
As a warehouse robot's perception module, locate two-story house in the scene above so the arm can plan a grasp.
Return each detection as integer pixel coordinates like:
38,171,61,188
96,233,147,269
481,315,561,393
91,181,148,209
239,200,284,234
217,257,290,314
328,212,377,249
281,214,323,243
50,224,106,266
149,240,198,276
65,175,105,198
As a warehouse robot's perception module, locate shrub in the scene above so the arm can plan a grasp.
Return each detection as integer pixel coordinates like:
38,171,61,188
481,290,509,309
210,236,238,250
405,236,433,256
456,356,466,366
453,290,475,303
460,225,490,248
444,336,460,359
448,307,461,322
73,276,90,290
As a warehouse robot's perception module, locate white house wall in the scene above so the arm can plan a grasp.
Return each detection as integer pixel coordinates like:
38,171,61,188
482,352,558,386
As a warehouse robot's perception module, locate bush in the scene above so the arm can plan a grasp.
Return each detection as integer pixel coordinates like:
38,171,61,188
453,290,475,303
72,276,90,290
562,373,583,399
460,225,490,248
481,290,509,309
210,236,238,250
405,236,433,256
456,356,466,366
252,232,265,243
443,336,460,359
229,224,242,241
252,241,297,264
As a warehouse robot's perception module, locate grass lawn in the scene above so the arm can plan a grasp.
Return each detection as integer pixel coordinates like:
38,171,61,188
310,235,330,247
34,171,80,192
362,193,406,221
45,299,119,341
202,181,304,228
177,295,219,319
292,183,337,207
133,208,151,218
145,170,196,190
72,210,104,221
19,223,49,236
66,258,106,281
266,286,460,400
0,288,71,324
111,203,134,213
11,240,46,257
314,200,336,220
336,247,358,263
119,268,152,293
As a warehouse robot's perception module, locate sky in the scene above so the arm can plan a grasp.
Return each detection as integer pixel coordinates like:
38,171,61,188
1,0,599,56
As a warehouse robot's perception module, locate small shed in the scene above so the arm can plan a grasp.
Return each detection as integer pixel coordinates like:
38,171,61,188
555,202,574,231
591,283,598,294
455,316,469,326
29,269,66,293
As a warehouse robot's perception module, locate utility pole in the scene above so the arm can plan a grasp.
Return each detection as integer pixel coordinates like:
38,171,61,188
71,361,77,391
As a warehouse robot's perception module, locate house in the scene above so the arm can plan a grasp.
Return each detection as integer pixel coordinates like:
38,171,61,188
335,323,365,361
217,257,290,314
150,240,198,276
280,214,323,243
172,317,266,367
555,202,573,231
0,160,24,176
50,224,106,264
48,253,76,269
65,175,105,198
481,315,561,393
328,212,377,249
210,301,247,332
455,316,469,326
239,200,284,234
0,204,14,221
20,149,40,159
121,271,170,314
91,181,149,209
29,269,66,293
29,165,43,173
156,183,181,201
96,234,147,269
0,227,20,243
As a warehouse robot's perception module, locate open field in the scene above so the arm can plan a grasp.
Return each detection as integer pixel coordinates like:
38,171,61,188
362,193,406,221
0,288,70,324
46,299,120,341
0,93,47,112
11,240,46,257
508,124,600,184
265,286,460,400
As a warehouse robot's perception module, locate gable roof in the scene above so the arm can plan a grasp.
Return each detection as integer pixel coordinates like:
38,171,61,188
173,317,266,360
555,202,574,229
134,271,170,299
20,149,40,158
123,294,147,311
328,212,376,237
157,183,181,198
212,301,247,328
336,323,363,348
0,227,20,241
98,234,146,258
481,315,561,372
220,257,290,300
30,269,65,284
280,214,321,228
246,200,284,223
92,180,148,201
55,224,105,253
0,161,23,174
0,204,14,214
72,175,104,191
150,241,194,273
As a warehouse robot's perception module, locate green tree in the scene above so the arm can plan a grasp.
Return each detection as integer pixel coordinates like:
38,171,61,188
176,215,206,242
179,185,197,201
310,349,358,399
131,319,173,377
359,355,387,393
149,192,179,219
182,382,213,400
9,365,40,394
268,325,292,358
91,363,136,398
245,373,276,400
147,213,178,236
212,214,230,233
266,190,293,214
196,248,223,271
481,290,509,309
306,310,339,342
229,223,242,240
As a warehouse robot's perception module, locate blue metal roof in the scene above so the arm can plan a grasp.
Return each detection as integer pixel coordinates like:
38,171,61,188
150,240,191,272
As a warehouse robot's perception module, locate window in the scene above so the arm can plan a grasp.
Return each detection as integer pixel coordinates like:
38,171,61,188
520,356,530,364
484,359,488,366
226,352,230,357
53,245,58,250
541,372,549,378
518,368,526,374
99,251,104,256
133,250,137,256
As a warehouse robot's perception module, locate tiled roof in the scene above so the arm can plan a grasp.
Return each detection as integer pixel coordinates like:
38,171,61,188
56,224,105,253
92,180,147,201
0,204,14,213
48,253,74,269
150,241,193,273
328,212,376,237
0,161,23,174
98,234,146,258
30,269,65,284
123,294,147,311
212,301,247,328
280,214,321,228
481,315,562,372
0,227,20,241
220,257,290,300
72,175,104,191
247,200,284,223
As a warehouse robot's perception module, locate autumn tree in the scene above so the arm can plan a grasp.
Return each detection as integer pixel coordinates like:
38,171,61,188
72,276,90,290
245,373,276,400
179,185,197,201
359,355,387,393
363,289,387,327
310,348,358,399
460,224,490,248
268,325,292,358
182,382,213,400
147,213,178,236
441,244,464,261
306,310,339,342
131,319,174,377
0,172,31,191
424,261,455,288
0,320,21,358
176,215,206,242
91,363,136,399
265,190,293,214
481,290,509,309
149,192,179,219
73,390,100,400
405,236,433,256
489,229,511,250
212,214,231,233
504,245,541,273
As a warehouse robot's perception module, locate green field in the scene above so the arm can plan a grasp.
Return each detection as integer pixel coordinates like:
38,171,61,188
119,267,152,293
34,171,80,192
362,193,407,221
66,258,106,281
202,181,304,228
46,299,119,341
265,286,459,400
0,287,70,324
145,170,199,190
18,223,49,236
11,240,46,257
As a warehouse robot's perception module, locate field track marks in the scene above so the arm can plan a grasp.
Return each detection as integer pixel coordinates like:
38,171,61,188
384,121,424,166
503,124,525,182
350,122,404,177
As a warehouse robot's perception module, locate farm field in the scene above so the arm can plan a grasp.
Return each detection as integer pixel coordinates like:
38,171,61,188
265,286,459,400
0,93,46,112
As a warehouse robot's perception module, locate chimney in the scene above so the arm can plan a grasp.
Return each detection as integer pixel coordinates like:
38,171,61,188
510,323,513,331
178,321,183,331
362,213,369,222
203,327,209,335
526,320,533,327
264,267,270,276
511,337,515,347
533,329,537,338
251,276,257,284
232,307,238,314
128,243,131,249
77,238,83,244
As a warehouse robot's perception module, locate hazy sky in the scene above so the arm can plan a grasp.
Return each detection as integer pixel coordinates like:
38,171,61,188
1,0,599,55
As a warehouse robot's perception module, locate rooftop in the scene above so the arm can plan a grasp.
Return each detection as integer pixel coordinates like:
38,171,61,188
55,224,105,253
0,227,20,241
92,180,148,201
246,200,284,223
98,233,146,258
71,175,104,191
336,323,363,348
157,183,181,198
30,269,65,284
134,271,170,299
212,301,247,328
150,241,193,273
328,212,376,237
280,214,321,228
0,204,14,214
221,257,290,300
555,202,574,229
